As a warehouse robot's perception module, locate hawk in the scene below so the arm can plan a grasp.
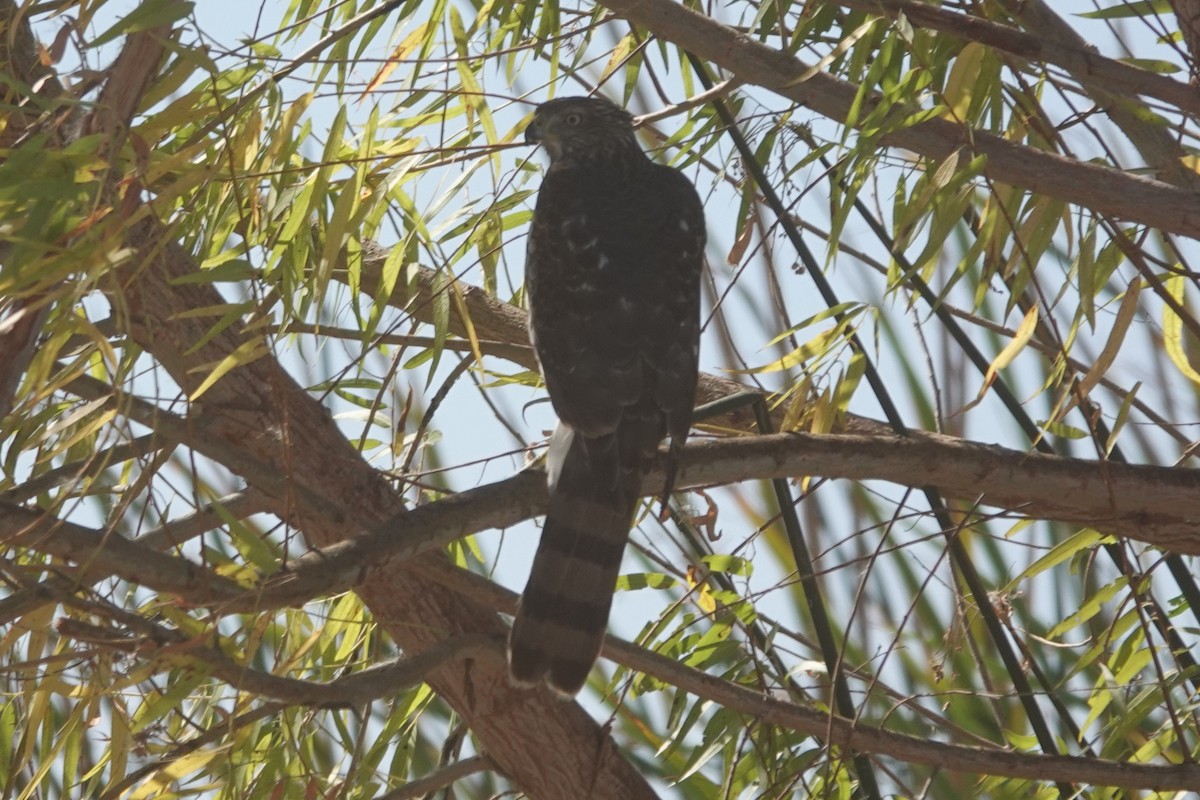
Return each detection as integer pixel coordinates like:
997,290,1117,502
508,96,706,695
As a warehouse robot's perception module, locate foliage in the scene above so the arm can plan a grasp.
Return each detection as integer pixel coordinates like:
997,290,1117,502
2,0,1199,798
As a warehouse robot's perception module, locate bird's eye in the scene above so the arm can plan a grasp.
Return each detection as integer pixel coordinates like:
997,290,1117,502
565,113,582,126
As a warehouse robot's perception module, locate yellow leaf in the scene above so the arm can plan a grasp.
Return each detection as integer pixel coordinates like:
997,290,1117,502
1076,278,1140,399
780,376,813,431
361,22,429,99
810,386,838,436
726,216,754,266
731,325,837,374
601,34,635,83
787,18,877,87
979,305,1038,398
449,279,483,368
687,565,716,614
127,745,232,800
941,42,987,122
188,340,271,401
1162,273,1200,385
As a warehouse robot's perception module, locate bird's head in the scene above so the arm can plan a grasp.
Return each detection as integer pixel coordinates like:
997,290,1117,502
524,95,640,164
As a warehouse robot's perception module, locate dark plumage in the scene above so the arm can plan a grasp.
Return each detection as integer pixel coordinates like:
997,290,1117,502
508,96,706,696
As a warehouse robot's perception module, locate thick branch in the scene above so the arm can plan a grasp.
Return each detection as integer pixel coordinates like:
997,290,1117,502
57,618,494,708
842,0,1200,118
220,431,1200,616
427,561,1200,792
594,0,1200,238
22,387,1193,617
997,0,1198,190
350,243,847,436
85,24,170,136
0,502,250,603
0,490,267,625
111,216,657,800
680,432,1200,552
1170,0,1200,84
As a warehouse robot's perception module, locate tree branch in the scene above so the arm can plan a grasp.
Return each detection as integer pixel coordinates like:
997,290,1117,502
17,396,1195,621
593,0,1200,238
0,502,250,604
423,560,1200,792
997,0,1198,190
349,243,860,437
109,215,658,799
0,490,267,625
56,617,494,708
373,755,493,800
234,430,1200,615
841,0,1200,119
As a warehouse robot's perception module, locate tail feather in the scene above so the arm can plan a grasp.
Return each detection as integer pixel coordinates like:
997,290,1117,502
508,428,639,696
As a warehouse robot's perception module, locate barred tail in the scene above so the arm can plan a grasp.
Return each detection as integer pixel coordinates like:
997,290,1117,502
508,428,638,696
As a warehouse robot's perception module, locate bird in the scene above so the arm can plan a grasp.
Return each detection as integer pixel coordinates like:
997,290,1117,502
508,95,706,696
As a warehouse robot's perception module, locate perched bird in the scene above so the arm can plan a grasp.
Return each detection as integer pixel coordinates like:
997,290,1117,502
508,95,706,695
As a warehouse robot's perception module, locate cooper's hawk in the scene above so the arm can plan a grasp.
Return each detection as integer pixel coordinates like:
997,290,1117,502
508,96,706,695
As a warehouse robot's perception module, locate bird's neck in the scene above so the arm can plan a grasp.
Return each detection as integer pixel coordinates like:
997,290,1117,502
549,144,649,173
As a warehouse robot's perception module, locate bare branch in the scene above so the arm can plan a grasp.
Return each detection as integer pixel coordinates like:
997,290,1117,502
283,322,534,365
678,432,1200,552
635,78,744,124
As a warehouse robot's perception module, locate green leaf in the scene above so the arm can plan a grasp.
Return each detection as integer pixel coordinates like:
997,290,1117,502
1039,419,1088,439
677,711,738,781
1106,381,1142,455
1078,1,1171,20
700,554,753,577
601,34,636,83
188,339,271,400
1118,57,1180,74
173,257,256,283
92,0,195,47
1003,529,1111,592
618,572,679,591
1048,577,1127,638
980,304,1037,394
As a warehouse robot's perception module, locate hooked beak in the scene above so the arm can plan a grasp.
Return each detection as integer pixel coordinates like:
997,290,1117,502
524,116,542,144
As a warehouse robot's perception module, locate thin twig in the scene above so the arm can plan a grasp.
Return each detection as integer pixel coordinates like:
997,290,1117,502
373,755,493,800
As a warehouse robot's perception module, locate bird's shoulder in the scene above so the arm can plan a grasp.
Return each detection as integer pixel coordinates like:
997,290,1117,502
536,157,702,230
